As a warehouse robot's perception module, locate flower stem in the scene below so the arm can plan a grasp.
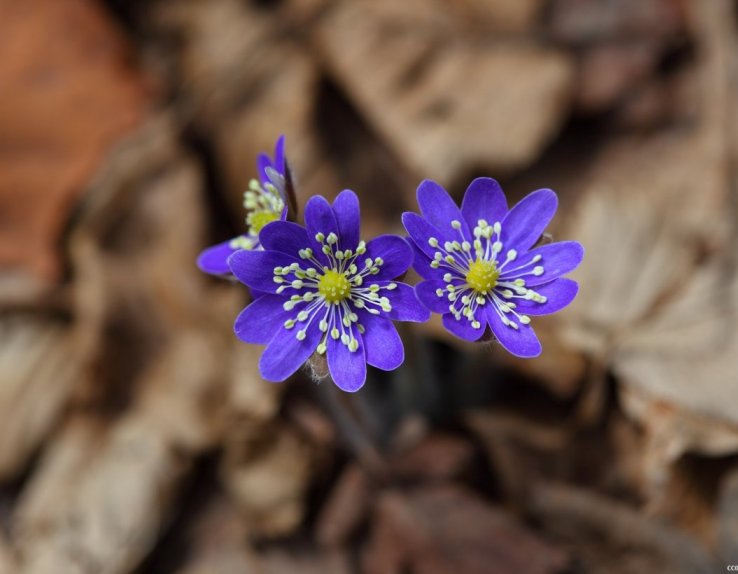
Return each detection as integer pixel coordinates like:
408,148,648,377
314,380,390,483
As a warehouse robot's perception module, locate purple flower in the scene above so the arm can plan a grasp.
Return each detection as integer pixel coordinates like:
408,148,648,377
228,190,430,392
402,178,583,358
197,135,288,275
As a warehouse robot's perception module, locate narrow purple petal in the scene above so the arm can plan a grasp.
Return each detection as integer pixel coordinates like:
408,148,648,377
259,220,311,259
484,305,541,358
228,250,300,293
402,212,450,259
362,235,413,280
409,241,445,281
417,179,471,239
383,282,430,322
332,190,360,251
415,280,452,314
257,153,272,185
273,135,286,175
499,241,584,286
259,321,322,382
357,311,404,371
442,313,484,342
305,195,340,262
234,294,297,344
461,177,508,230
327,327,367,392
508,278,579,316
500,189,558,253
197,238,239,275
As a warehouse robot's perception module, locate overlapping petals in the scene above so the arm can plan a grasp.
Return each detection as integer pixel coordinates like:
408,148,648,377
403,178,583,358
197,135,288,276
229,190,429,391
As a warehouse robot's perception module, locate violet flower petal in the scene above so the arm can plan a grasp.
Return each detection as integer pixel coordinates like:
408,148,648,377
332,190,361,251
229,250,301,294
357,311,405,371
382,282,431,322
442,313,485,341
484,305,542,358
273,134,286,174
417,179,471,239
197,238,240,275
461,177,508,230
500,188,558,253
305,195,340,264
409,241,445,281
259,320,322,382
415,280,453,314
509,278,579,316
402,212,450,259
234,294,298,344
327,326,367,392
499,241,584,286
259,220,311,259
363,235,413,280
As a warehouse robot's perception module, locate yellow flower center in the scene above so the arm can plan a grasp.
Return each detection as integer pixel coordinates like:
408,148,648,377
318,269,351,304
466,258,499,294
248,210,280,235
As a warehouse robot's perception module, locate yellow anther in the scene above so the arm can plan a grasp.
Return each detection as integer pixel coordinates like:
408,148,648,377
318,269,351,304
465,258,500,295
247,209,280,235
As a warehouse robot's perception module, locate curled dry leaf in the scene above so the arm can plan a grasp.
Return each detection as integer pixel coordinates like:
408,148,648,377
221,425,313,538
313,0,574,184
0,315,84,480
363,486,568,574
560,134,738,483
0,0,149,283
316,464,371,547
526,481,716,574
717,465,738,565
148,0,342,217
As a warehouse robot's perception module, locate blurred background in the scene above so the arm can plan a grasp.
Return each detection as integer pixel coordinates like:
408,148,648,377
2,0,738,572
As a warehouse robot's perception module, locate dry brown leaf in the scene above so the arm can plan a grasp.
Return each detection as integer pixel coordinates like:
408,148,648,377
148,0,343,220
527,481,716,574
389,433,475,482
313,0,574,185
8,114,243,573
453,0,545,33
221,425,313,538
0,315,84,480
0,0,149,282
173,494,254,574
257,548,352,574
560,133,738,480
14,417,107,541
316,463,371,546
717,466,738,565
363,486,568,574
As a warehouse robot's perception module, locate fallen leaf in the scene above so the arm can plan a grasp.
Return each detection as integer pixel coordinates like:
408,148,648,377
363,486,568,574
0,0,149,282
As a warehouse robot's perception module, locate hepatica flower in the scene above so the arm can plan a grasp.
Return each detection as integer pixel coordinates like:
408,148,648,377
228,190,430,392
403,178,583,358
197,135,288,275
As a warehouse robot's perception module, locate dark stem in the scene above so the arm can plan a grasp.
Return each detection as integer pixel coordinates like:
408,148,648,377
313,379,390,483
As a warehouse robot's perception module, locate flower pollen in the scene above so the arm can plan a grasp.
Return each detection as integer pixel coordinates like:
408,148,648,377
247,209,281,234
319,269,351,304
244,178,285,236
466,258,499,294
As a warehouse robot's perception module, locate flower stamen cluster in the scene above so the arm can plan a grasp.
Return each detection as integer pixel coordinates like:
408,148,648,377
426,218,547,331
403,178,583,358
272,234,396,355
198,137,287,275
